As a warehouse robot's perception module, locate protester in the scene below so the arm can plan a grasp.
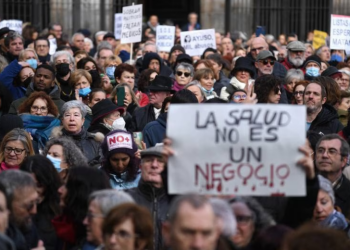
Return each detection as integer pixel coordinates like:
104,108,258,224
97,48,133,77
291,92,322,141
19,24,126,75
194,68,217,99
184,81,206,103
284,69,304,103
173,63,194,92
291,81,308,105
254,75,282,104
110,83,139,117
88,88,106,108
77,57,102,88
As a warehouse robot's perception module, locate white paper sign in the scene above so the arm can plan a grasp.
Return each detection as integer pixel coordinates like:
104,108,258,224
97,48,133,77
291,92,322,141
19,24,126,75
49,38,57,55
167,104,306,196
114,13,123,40
121,4,143,44
0,20,23,34
156,25,175,52
180,29,216,56
330,14,350,50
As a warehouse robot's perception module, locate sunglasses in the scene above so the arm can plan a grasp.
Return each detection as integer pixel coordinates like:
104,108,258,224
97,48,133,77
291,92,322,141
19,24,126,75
251,47,264,52
259,59,275,66
176,71,191,77
294,91,304,96
233,94,247,100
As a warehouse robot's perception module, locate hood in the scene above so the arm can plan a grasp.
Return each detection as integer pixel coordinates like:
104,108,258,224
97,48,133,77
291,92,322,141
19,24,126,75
26,82,61,100
310,104,340,133
141,52,162,72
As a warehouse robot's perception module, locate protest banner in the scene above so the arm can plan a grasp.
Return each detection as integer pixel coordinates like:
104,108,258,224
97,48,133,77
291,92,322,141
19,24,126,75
120,4,142,44
167,104,306,196
156,25,175,52
0,20,23,34
114,13,123,40
330,14,350,50
180,29,216,56
313,30,328,49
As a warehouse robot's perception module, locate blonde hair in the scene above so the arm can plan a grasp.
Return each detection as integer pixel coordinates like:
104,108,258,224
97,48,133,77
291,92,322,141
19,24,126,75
69,69,92,88
18,48,39,62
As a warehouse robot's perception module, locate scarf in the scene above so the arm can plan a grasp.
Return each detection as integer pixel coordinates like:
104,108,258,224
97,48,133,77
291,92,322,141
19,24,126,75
201,86,214,96
52,215,76,244
173,81,185,92
0,162,19,172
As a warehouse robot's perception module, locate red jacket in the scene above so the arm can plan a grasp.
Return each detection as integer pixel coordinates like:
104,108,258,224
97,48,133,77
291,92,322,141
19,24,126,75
281,58,305,74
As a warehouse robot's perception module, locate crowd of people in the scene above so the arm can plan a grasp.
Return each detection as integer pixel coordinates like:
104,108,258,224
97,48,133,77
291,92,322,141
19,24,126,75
0,10,350,250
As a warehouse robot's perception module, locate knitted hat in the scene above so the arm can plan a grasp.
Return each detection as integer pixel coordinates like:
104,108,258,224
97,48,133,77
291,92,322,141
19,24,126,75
101,129,138,159
304,55,321,68
231,57,255,78
142,52,162,71
0,114,24,141
175,53,193,65
91,99,125,125
169,45,186,57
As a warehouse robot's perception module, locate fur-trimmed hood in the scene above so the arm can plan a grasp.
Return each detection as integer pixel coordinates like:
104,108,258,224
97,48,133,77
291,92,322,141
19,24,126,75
50,126,105,143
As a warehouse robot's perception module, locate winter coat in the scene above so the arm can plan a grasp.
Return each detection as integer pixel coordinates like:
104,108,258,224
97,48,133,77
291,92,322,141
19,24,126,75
334,174,350,219
0,59,26,100
127,180,170,250
87,122,112,136
143,112,167,148
6,223,40,250
8,83,66,115
130,104,156,132
34,204,58,250
309,104,343,135
51,127,103,167
102,169,141,190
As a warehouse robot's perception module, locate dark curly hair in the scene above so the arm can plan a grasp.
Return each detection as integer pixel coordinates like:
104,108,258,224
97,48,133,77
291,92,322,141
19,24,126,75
254,75,282,103
114,63,137,83
137,68,157,92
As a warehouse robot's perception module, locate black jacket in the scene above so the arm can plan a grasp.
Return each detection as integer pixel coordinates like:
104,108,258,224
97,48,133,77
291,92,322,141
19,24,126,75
6,223,39,250
309,104,344,135
34,204,58,250
88,122,111,136
127,180,170,250
334,174,350,219
130,104,156,132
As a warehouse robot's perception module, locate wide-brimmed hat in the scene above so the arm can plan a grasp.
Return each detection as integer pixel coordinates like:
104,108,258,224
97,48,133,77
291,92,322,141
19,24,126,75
231,57,255,77
91,99,124,125
147,75,175,93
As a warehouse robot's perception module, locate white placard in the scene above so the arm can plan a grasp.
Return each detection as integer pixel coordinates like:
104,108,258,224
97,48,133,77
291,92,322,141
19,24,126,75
107,133,133,150
330,14,350,51
156,25,175,52
180,29,216,56
114,13,123,40
121,4,143,44
49,38,57,55
0,20,23,34
167,104,306,196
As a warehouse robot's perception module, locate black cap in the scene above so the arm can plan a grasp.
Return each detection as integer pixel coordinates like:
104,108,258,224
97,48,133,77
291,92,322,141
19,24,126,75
103,32,116,40
0,27,10,39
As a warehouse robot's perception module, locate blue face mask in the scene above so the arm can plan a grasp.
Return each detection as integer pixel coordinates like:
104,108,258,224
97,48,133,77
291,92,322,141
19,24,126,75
46,154,62,172
306,67,320,77
106,66,116,79
26,58,38,69
79,87,91,97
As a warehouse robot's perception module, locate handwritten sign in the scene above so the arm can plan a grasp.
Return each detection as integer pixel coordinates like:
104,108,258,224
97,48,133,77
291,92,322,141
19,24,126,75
167,104,306,196
0,20,23,34
313,30,328,49
180,29,216,56
330,14,350,50
114,13,123,40
121,4,143,44
156,25,175,52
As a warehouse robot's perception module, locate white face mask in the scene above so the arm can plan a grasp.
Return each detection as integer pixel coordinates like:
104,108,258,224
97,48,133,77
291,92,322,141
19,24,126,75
112,117,126,130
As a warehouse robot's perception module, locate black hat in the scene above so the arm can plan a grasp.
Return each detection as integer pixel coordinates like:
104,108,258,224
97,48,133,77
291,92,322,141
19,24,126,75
169,45,186,57
103,32,116,40
304,55,321,68
77,28,91,37
231,57,255,78
147,75,175,93
91,99,125,125
0,114,24,142
142,52,162,71
321,66,341,78
175,53,193,65
0,27,10,39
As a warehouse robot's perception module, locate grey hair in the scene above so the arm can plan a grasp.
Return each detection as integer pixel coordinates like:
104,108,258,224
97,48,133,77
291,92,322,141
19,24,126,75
84,37,94,49
318,175,335,204
284,68,304,85
97,44,113,59
184,80,206,101
60,100,87,118
143,41,158,53
43,137,88,167
210,198,237,237
175,62,194,77
265,34,275,44
315,45,329,57
0,54,8,73
0,170,35,209
51,50,75,70
95,31,108,41
4,32,24,48
89,189,135,216
71,32,84,45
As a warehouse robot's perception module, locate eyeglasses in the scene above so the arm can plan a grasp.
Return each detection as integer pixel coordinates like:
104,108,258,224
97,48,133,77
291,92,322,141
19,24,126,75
233,94,247,100
108,230,139,241
251,47,264,53
316,147,342,157
176,71,191,78
236,215,253,224
294,91,304,96
259,59,275,66
86,212,104,221
4,147,26,155
31,106,48,112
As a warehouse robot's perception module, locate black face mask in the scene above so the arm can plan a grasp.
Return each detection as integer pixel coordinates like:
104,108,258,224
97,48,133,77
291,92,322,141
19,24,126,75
89,69,101,88
21,77,33,88
56,63,70,77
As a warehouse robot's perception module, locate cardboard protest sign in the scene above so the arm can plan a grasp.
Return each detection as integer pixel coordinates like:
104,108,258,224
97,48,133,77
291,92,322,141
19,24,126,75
121,4,142,44
0,20,23,34
114,13,123,40
180,29,216,56
330,14,350,50
167,104,306,196
313,30,328,49
156,25,175,52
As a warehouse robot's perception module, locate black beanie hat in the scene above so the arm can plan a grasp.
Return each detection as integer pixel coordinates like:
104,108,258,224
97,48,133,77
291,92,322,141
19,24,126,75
304,55,322,68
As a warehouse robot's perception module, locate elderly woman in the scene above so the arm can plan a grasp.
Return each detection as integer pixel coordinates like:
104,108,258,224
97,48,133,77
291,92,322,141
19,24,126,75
102,203,153,250
69,69,92,105
43,137,88,172
51,100,102,167
185,81,206,103
284,69,304,103
18,91,61,153
194,68,217,100
254,75,282,104
173,62,194,92
100,129,140,190
313,175,349,233
0,128,35,171
88,98,125,135
220,57,255,101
